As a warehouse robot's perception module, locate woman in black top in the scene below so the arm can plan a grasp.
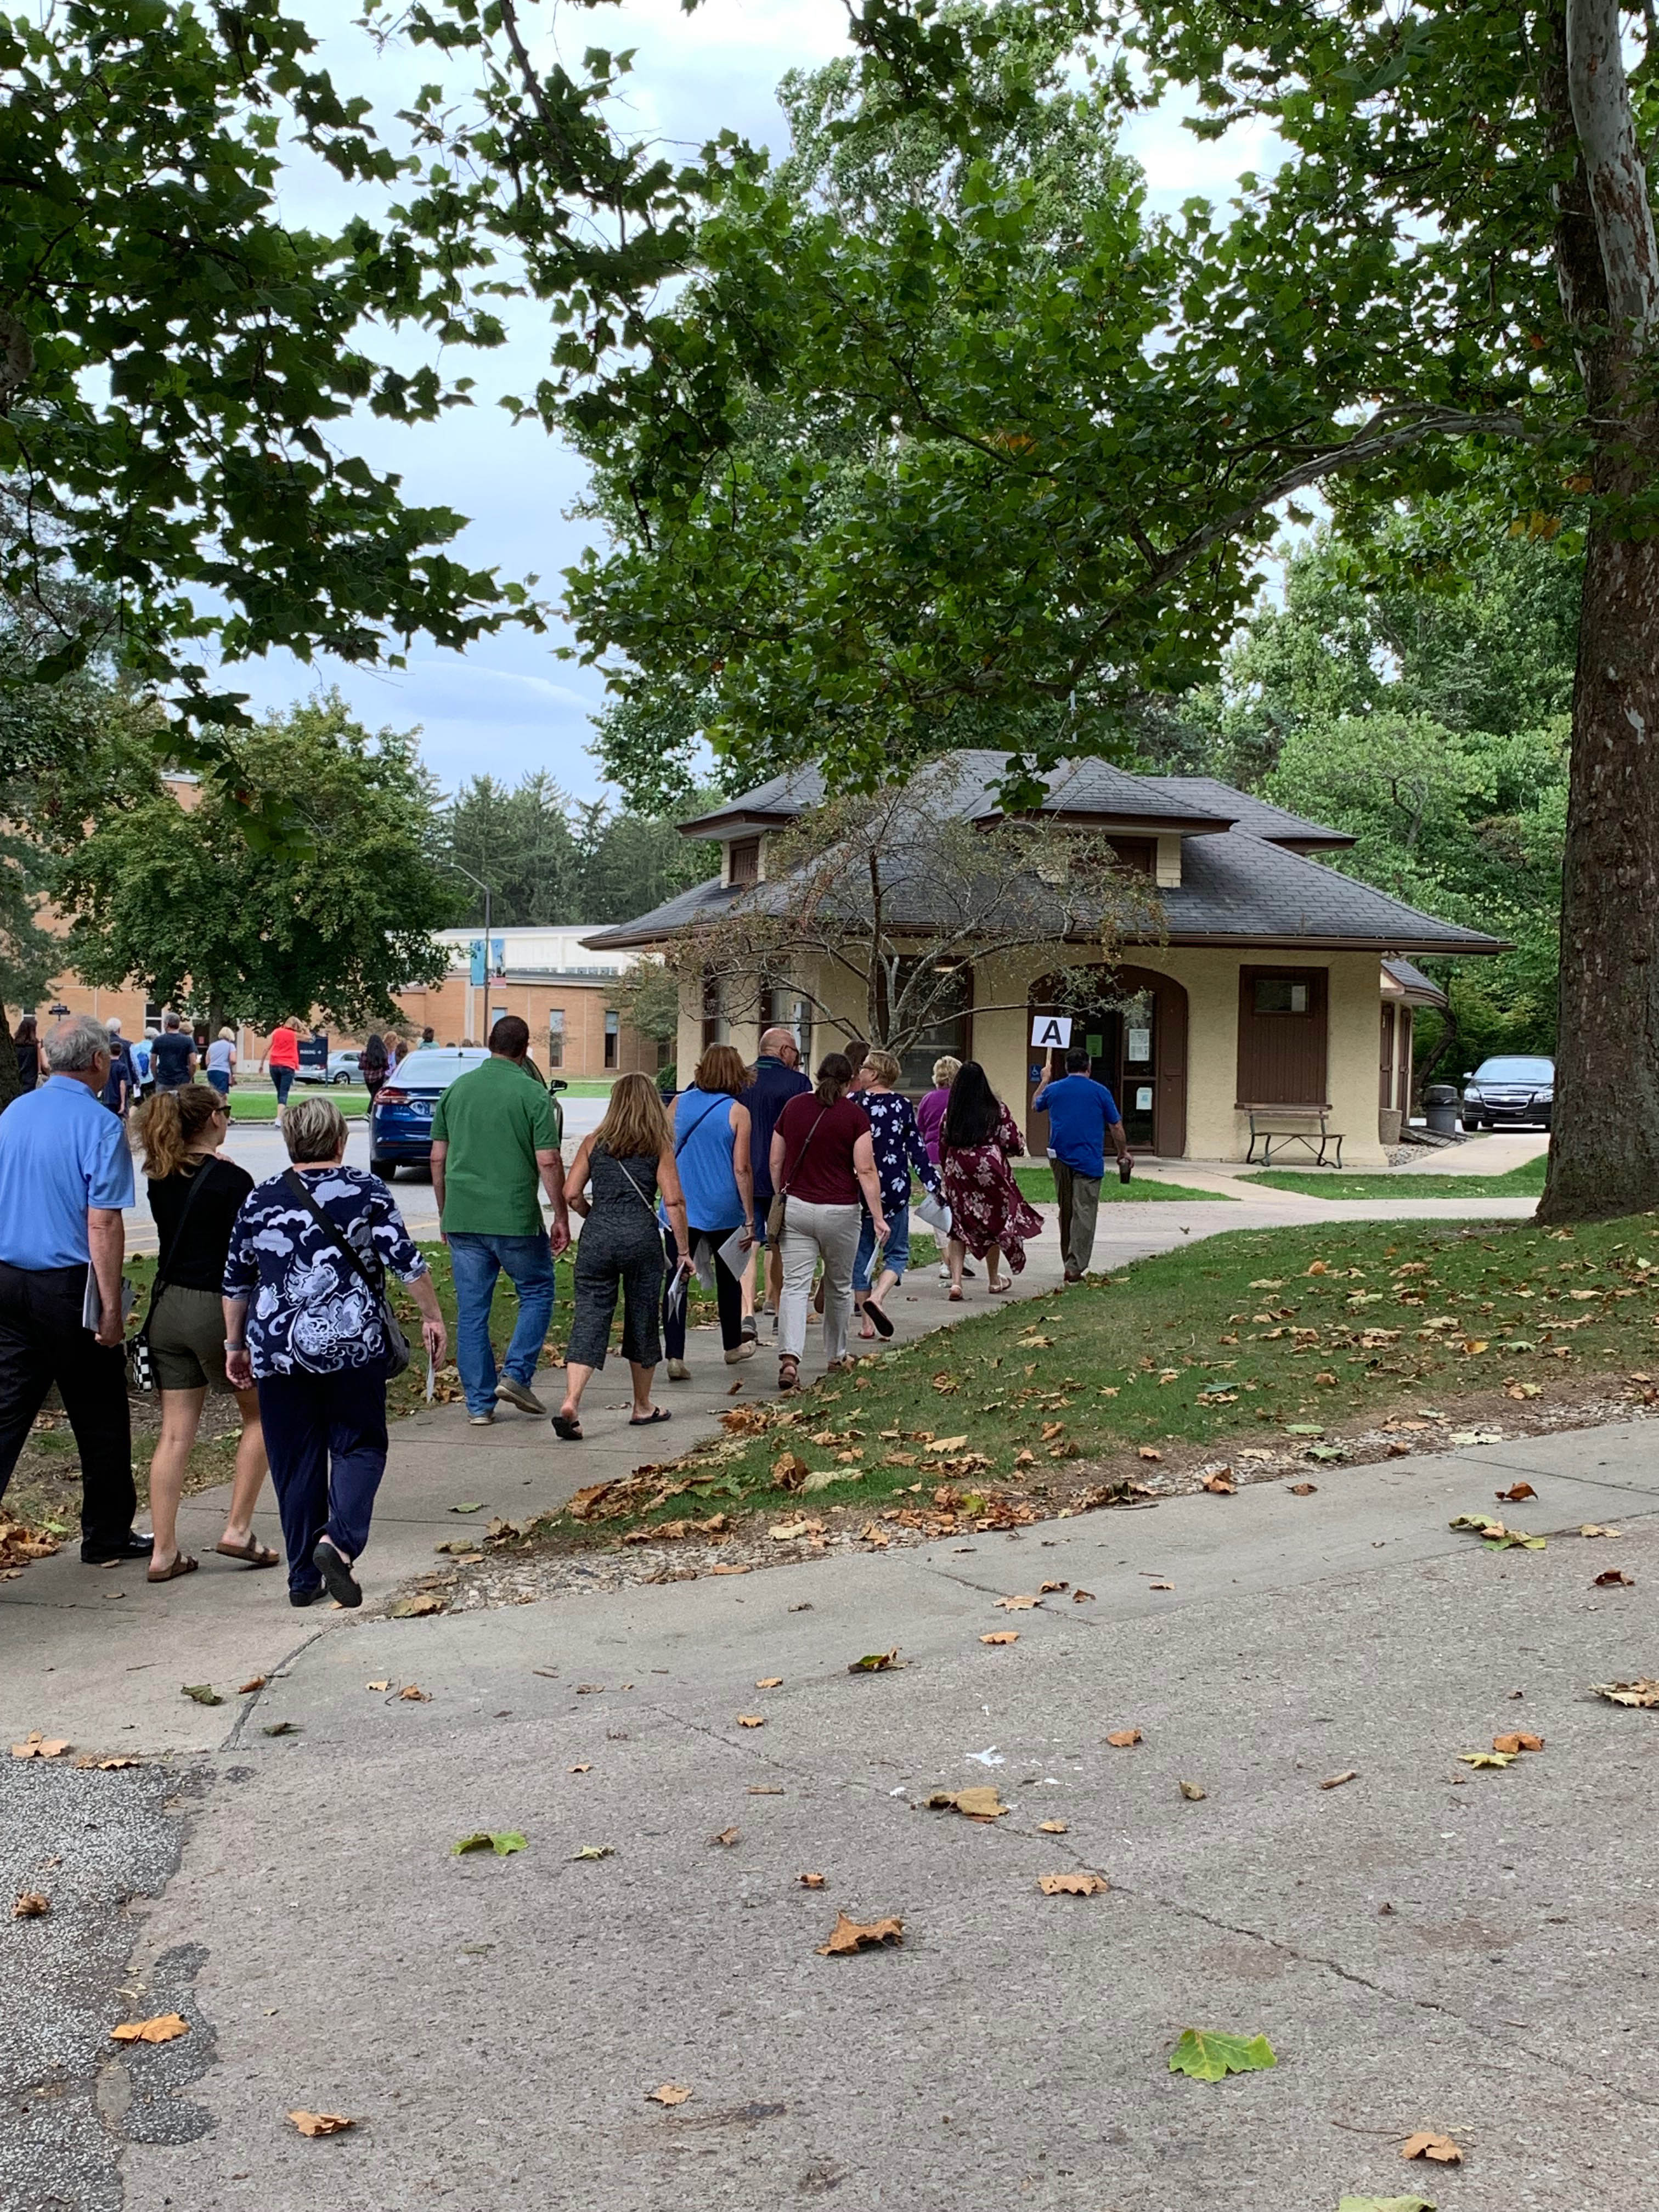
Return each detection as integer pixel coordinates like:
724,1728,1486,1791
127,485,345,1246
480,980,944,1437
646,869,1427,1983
133,1085,275,1582
13,1013,38,1093
359,1031,389,1104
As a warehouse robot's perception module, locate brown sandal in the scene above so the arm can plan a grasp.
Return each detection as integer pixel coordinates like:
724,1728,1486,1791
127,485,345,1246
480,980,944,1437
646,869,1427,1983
146,1550,199,1583
213,1537,279,1569
777,1358,799,1392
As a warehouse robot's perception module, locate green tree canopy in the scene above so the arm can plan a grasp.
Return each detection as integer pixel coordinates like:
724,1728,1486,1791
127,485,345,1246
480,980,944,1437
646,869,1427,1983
48,695,458,1031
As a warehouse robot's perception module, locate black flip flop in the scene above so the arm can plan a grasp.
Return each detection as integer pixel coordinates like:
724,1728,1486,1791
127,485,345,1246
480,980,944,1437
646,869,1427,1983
311,1537,362,1610
551,1413,583,1441
628,1407,672,1427
865,1302,895,1339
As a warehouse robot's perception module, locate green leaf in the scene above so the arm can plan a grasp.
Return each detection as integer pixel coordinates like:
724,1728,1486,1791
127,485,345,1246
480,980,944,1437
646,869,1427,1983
261,1720,300,1737
571,1843,614,1861
488,1830,527,1856
1457,1750,1515,1768
449,1502,486,1514
1285,1424,1325,1436
1338,2198,1437,2211
452,1832,494,1854
1167,2028,1278,2081
451,1829,526,1856
180,1683,223,1706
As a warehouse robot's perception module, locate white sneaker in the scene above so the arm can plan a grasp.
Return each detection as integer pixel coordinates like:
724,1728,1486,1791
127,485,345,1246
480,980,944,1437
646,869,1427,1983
467,1410,495,1426
666,1358,691,1382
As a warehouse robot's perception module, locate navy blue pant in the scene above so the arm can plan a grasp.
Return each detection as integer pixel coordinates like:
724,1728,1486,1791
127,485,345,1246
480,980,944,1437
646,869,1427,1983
256,1366,388,1596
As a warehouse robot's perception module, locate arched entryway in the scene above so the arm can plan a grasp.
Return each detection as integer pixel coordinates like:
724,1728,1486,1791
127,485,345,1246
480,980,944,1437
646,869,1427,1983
1025,966,1189,1157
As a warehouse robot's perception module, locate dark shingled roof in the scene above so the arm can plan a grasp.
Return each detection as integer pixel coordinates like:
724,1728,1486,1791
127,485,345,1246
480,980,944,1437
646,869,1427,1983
589,755,1505,957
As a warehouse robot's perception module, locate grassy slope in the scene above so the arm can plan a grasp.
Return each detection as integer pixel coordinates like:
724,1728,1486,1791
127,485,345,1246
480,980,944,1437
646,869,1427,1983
562,1209,1659,1537
1239,1157,1546,1200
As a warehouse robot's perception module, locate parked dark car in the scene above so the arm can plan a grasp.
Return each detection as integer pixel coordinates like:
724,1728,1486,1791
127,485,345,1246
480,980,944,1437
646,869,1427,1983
369,1049,567,1178
1460,1055,1554,1131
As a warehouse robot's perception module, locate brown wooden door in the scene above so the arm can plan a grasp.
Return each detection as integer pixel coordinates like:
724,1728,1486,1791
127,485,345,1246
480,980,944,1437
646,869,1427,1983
1237,967,1329,1105
1379,1003,1396,1109
1026,966,1189,1156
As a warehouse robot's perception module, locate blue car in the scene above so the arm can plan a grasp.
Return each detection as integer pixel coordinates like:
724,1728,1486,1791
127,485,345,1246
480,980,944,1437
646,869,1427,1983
368,1048,567,1178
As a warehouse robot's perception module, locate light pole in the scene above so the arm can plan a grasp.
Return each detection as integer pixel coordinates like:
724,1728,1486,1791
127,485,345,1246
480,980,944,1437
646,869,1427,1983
448,862,494,1042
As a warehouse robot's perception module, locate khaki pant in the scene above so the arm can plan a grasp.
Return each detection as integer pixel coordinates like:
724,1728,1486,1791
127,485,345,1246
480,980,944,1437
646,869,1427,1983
778,1200,860,1364
1052,1161,1101,1278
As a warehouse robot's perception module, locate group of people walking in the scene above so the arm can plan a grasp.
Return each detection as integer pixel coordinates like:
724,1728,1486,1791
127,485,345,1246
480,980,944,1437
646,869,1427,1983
0,1007,1130,1609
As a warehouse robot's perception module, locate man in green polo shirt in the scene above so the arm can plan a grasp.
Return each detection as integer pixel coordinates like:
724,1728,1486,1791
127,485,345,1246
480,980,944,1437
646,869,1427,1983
430,1016,571,1425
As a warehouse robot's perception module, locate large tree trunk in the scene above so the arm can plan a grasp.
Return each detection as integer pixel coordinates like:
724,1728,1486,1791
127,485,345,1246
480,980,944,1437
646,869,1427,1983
1538,0,1659,1220
0,1005,19,1114
1538,508,1659,1219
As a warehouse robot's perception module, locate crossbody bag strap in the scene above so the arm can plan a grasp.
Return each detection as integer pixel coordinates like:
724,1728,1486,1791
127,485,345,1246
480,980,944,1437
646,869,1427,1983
138,1161,217,1339
779,1105,831,1198
283,1169,387,1305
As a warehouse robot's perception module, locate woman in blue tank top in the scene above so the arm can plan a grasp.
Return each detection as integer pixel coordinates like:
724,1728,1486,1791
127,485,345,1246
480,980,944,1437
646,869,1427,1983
662,1045,756,1378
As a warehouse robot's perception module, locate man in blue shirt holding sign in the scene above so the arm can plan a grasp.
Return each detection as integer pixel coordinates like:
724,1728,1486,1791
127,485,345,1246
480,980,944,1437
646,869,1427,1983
1033,1044,1132,1283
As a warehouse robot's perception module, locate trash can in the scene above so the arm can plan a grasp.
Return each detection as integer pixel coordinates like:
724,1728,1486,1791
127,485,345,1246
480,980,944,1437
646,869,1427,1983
1425,1084,1459,1136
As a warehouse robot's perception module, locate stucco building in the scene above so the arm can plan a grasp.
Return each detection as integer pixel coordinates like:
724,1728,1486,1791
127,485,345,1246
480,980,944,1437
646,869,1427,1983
586,755,1503,1167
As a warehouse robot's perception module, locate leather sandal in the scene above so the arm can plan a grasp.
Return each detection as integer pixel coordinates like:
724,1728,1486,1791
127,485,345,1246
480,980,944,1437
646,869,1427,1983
146,1550,199,1584
213,1537,278,1568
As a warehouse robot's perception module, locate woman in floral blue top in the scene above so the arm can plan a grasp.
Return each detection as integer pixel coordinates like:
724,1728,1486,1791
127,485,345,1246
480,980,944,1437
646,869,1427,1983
223,1094,445,1608
852,1050,942,1339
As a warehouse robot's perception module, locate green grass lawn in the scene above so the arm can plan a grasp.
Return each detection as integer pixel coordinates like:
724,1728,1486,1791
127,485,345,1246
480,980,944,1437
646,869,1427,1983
1012,1161,1235,1205
1239,1156,1546,1201
544,1206,1659,1540
226,1087,370,1122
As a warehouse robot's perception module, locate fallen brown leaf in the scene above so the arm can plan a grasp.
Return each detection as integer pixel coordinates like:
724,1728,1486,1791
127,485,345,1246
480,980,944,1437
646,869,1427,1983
237,1676,267,1694
1288,1481,1317,1497
755,1676,783,1689
10,1732,70,1760
772,1452,809,1488
708,1564,751,1577
1148,1581,1174,1592
1202,1469,1237,1494
110,2013,190,2045
568,1763,592,1774
1496,1481,1537,1502
995,1593,1040,1611
816,1912,903,1956
1106,1728,1142,1748
388,1593,445,1618
798,1872,827,1888
13,1891,49,1917
736,1714,765,1728
1072,1588,1096,1603
1401,2131,1462,2165
1037,1870,1109,1896
1178,1780,1207,1802
1591,1678,1659,1706
1037,1819,1069,1835
710,1826,740,1847
980,1630,1020,1646
1593,1568,1635,1587
1319,1770,1358,1790
399,1685,432,1702
288,2111,355,2137
1039,1578,1069,1593
928,1785,1009,1820
1492,1732,1544,1754
1137,1447,1162,1462
366,1680,391,1692
646,2084,692,2107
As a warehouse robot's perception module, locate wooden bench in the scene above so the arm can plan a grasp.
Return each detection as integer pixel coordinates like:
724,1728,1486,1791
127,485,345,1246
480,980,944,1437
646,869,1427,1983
1242,1104,1344,1169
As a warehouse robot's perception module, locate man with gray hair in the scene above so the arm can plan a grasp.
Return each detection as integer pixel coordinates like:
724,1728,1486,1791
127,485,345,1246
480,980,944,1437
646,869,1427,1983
739,1025,811,1335
0,1014,149,1562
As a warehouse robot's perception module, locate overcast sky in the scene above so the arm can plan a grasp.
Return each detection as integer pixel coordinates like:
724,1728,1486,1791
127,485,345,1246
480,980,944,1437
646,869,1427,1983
234,2,1269,804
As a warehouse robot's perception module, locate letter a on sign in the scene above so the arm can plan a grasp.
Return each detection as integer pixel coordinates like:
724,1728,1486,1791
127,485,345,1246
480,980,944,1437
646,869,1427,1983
1030,1015,1073,1048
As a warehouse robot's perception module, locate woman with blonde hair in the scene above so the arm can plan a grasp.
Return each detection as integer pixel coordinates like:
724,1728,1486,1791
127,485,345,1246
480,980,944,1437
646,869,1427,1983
555,1073,690,1438
204,1026,237,1099
132,1084,274,1581
660,1043,756,1379
917,1054,970,1284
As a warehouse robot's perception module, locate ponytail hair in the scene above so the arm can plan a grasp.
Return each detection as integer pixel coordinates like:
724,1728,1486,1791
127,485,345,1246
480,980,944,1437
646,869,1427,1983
135,1084,221,1179
813,1052,854,1108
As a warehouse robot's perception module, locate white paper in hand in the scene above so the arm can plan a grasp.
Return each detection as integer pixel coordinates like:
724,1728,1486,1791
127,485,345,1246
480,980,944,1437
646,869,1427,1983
425,1348,437,1405
915,1190,951,1235
714,1224,751,1278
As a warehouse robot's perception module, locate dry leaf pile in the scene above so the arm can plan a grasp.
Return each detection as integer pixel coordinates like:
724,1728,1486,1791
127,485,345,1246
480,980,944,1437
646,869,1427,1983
289,2111,354,2137
10,1731,69,1759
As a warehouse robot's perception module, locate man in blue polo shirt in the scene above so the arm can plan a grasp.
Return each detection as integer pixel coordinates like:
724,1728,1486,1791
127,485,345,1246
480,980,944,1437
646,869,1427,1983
1033,1042,1131,1283
0,1013,149,1562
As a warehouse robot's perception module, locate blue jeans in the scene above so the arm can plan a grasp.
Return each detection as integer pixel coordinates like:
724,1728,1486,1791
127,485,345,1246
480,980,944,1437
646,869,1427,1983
256,1366,388,1598
854,1201,911,1294
447,1231,556,1414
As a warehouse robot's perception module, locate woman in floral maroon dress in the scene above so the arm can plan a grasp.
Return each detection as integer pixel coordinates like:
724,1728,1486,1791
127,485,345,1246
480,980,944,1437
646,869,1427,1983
939,1062,1043,1298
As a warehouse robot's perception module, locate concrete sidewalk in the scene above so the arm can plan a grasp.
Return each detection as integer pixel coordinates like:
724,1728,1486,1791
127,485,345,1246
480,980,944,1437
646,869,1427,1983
4,1412,1648,2212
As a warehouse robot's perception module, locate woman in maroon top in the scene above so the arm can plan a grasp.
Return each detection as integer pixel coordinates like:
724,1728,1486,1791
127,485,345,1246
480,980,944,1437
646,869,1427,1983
769,1053,887,1390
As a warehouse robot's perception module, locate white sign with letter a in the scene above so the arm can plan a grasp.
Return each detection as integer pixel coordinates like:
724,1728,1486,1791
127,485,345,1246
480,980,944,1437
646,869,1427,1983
1030,1014,1073,1049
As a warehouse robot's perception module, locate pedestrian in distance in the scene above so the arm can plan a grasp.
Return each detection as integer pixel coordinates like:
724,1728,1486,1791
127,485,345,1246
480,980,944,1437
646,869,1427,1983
0,1014,151,1562
132,1085,274,1581
555,1073,690,1438
222,1093,445,1607
661,1045,757,1380
133,1030,156,1098
1033,1042,1132,1283
149,1011,197,1093
13,1012,39,1093
770,1052,886,1391
917,1054,975,1285
738,1025,810,1338
421,1025,436,1045
430,1014,570,1424
257,1016,301,1116
939,1061,1043,1299
359,1031,390,1105
850,1048,942,1340
99,1017,137,1119
203,1026,237,1101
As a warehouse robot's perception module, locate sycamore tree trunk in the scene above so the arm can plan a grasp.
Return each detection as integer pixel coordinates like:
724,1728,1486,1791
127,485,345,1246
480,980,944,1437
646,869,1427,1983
0,1005,19,1113
1538,0,1659,1220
